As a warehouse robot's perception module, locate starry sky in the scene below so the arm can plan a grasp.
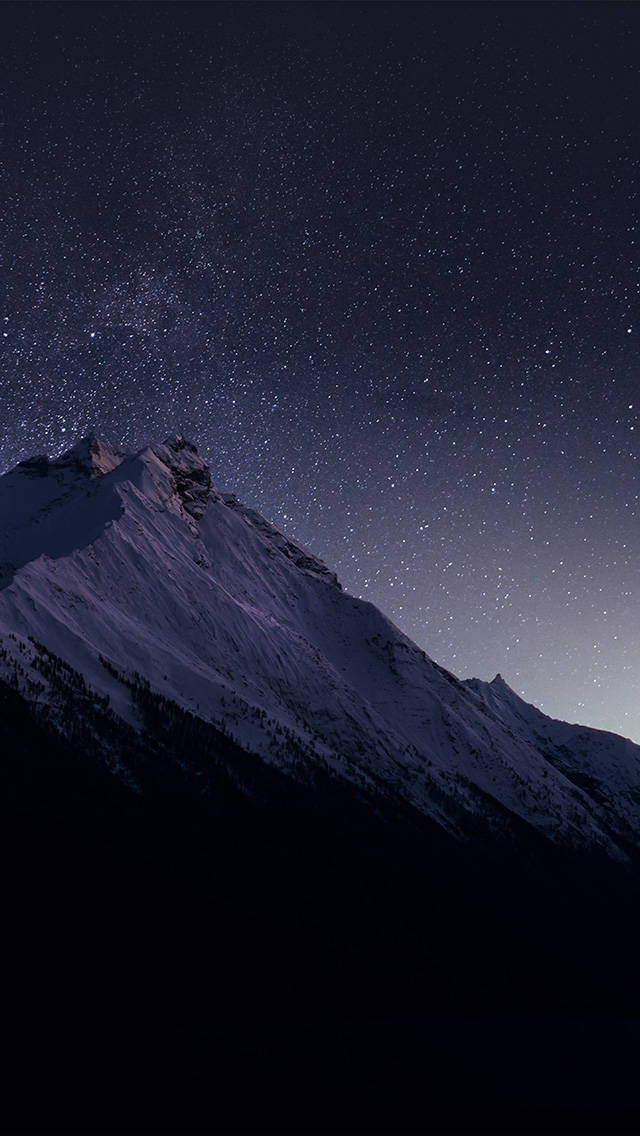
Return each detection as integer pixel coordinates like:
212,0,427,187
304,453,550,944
1,1,639,738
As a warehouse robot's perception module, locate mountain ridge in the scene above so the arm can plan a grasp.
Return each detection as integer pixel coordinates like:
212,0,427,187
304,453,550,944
1,432,639,864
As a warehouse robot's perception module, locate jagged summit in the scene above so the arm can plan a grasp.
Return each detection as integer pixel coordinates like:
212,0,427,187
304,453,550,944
18,433,127,479
1,429,338,589
488,672,516,695
14,431,205,478
160,432,196,453
8,431,215,527
57,433,127,477
464,671,532,722
466,671,518,697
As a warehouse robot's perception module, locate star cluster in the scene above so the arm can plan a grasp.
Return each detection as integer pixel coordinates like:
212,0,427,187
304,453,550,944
1,2,639,737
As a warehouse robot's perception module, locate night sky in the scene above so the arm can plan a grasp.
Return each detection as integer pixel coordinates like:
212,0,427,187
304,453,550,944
1,1,639,738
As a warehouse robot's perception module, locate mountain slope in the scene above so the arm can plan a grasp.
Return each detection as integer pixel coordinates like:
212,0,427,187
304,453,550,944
5,433,640,1133
1,432,639,864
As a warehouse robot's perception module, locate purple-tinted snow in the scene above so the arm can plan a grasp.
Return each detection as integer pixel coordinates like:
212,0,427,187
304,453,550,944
1,433,639,859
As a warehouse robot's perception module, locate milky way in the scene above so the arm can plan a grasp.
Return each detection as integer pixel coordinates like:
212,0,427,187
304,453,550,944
1,2,639,737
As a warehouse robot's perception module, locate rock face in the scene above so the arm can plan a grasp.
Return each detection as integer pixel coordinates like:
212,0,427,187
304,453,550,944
149,434,212,519
1,432,640,863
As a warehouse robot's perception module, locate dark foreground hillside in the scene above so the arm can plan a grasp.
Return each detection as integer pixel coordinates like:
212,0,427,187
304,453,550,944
3,677,640,1133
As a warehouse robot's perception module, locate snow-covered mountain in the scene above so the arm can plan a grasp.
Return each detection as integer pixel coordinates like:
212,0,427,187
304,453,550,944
2,432,639,862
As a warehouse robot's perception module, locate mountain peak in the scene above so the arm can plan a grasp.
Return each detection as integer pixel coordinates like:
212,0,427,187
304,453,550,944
18,434,127,480
464,672,523,711
3,425,640,867
162,433,198,454
58,435,127,477
146,434,212,520
472,672,520,701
